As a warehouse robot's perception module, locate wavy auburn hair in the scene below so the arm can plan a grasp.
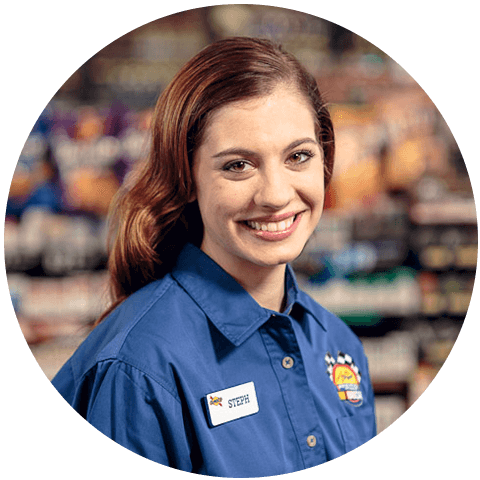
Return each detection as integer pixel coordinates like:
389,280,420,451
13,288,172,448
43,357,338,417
97,36,335,323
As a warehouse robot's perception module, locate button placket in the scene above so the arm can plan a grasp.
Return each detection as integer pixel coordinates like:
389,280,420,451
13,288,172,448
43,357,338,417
260,315,328,466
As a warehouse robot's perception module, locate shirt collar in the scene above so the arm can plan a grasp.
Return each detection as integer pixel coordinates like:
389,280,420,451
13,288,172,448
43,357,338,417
172,243,325,346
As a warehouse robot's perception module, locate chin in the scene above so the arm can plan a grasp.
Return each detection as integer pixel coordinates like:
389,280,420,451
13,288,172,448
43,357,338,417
250,244,305,268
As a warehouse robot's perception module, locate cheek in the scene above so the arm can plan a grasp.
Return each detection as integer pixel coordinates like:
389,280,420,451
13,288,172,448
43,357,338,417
222,187,251,207
197,184,241,228
301,172,325,203
205,183,252,214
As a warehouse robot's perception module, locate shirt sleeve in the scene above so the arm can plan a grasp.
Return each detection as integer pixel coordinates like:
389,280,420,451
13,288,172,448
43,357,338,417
59,360,193,471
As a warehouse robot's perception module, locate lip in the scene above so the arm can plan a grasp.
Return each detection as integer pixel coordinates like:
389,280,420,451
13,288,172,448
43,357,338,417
240,212,303,242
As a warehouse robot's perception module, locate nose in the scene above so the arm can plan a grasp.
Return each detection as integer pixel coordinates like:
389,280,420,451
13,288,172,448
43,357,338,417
253,167,295,210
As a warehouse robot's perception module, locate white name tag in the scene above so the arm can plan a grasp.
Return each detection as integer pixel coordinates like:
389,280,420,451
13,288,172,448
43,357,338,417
205,381,259,427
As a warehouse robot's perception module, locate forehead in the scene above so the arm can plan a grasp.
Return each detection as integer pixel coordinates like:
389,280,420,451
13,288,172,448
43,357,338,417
200,86,317,151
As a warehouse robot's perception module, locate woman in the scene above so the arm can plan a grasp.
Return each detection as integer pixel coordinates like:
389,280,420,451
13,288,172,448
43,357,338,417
52,37,376,477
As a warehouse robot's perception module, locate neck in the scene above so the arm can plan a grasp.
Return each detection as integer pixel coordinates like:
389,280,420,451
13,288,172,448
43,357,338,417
201,245,287,312
234,264,287,312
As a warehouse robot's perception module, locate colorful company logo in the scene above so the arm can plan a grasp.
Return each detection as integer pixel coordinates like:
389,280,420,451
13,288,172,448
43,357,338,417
209,396,223,407
325,351,363,406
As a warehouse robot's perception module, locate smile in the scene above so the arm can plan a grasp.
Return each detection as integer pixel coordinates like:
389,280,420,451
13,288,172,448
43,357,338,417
245,215,296,232
241,213,302,241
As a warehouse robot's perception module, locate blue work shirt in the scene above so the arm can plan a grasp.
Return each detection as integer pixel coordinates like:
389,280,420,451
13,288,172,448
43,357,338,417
52,243,376,477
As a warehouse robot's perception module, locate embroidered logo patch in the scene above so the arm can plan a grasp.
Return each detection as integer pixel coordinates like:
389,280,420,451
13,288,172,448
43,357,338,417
325,351,363,406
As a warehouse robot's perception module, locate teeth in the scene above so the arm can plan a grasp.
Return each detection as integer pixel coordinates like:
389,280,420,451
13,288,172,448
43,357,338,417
246,216,296,232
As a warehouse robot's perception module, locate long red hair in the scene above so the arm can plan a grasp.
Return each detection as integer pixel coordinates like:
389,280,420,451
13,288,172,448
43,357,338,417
97,37,335,324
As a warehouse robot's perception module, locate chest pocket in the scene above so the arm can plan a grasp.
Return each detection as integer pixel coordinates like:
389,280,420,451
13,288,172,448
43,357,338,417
337,412,376,454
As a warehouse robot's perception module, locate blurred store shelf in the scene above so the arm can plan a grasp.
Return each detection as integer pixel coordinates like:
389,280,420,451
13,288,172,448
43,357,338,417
5,5,476,433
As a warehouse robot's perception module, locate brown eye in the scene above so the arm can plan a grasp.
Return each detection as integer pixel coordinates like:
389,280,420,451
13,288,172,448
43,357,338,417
288,150,314,165
224,161,253,173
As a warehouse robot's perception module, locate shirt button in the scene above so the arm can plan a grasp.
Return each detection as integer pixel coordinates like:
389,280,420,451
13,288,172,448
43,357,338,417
307,435,317,447
282,356,294,369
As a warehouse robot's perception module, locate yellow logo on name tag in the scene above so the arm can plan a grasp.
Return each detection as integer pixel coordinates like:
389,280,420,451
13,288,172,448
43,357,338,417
205,381,259,427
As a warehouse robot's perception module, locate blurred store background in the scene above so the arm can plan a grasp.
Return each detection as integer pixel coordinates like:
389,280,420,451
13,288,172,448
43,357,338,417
5,5,476,436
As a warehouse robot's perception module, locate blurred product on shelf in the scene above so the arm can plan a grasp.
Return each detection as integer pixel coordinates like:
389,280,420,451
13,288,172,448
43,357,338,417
5,211,108,275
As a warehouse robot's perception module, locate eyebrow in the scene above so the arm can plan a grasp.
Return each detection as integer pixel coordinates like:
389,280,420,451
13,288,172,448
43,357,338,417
212,137,319,159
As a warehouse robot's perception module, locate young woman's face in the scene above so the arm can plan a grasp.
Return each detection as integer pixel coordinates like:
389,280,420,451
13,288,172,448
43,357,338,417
192,85,325,275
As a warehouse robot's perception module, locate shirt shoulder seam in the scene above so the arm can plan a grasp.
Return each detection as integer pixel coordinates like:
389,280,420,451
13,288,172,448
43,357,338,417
99,276,177,361
95,357,182,404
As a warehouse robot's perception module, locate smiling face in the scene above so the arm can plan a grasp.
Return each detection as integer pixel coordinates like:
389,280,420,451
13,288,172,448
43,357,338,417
192,85,325,278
